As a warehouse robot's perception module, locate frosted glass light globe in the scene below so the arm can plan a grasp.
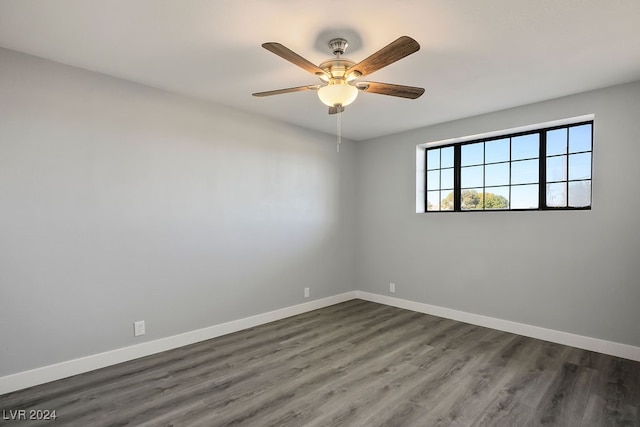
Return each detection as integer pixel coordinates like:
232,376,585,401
318,80,358,107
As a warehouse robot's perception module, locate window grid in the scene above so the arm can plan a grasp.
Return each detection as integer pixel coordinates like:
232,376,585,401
426,146,454,211
425,121,592,212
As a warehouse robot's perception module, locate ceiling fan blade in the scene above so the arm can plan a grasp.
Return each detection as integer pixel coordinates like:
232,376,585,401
347,36,420,78
252,85,321,97
356,81,425,99
262,43,329,77
328,105,345,115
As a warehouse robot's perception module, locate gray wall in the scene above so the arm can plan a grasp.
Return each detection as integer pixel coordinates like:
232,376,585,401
0,48,356,376
2,44,639,379
355,80,640,347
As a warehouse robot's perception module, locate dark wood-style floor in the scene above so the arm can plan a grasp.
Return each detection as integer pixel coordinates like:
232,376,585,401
1,300,639,426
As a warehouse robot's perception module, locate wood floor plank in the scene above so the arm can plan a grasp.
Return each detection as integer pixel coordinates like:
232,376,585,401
1,299,639,426
373,333,524,426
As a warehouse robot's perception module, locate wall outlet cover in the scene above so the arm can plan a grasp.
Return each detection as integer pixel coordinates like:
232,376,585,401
134,320,146,337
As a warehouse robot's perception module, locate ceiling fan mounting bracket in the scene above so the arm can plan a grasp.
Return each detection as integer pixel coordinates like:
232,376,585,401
328,38,349,57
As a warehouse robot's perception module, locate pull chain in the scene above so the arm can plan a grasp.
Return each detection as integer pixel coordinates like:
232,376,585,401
336,107,342,152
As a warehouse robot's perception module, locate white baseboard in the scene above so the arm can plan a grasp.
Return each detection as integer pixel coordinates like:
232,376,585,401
3,290,638,395
355,291,640,362
0,291,358,395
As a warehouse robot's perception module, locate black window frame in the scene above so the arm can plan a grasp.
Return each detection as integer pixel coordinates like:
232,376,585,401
424,121,593,212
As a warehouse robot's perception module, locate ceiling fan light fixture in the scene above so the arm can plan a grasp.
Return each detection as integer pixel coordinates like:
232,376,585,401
254,36,424,113
317,79,358,107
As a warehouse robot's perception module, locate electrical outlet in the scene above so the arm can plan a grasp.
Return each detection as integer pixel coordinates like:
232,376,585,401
390,283,396,293
134,320,145,337
304,287,310,298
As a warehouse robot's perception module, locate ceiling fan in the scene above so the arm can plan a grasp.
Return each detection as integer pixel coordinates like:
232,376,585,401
252,36,425,114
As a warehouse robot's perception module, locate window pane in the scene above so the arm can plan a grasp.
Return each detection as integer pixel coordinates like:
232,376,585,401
546,182,567,207
461,188,484,210
546,155,567,182
484,186,510,210
424,121,591,213
441,168,454,189
461,165,483,188
511,184,539,209
547,128,567,156
426,149,440,170
569,153,592,180
485,138,510,163
441,147,454,168
485,162,509,186
441,190,454,211
426,191,440,211
569,181,591,207
512,134,539,160
427,170,440,190
511,159,538,185
461,142,483,166
569,124,592,153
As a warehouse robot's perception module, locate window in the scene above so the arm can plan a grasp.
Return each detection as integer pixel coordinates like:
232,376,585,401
424,121,593,212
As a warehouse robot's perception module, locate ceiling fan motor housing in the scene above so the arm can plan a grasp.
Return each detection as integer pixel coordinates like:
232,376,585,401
319,58,355,80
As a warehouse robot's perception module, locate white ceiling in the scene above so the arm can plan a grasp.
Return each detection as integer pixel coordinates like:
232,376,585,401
1,0,639,141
